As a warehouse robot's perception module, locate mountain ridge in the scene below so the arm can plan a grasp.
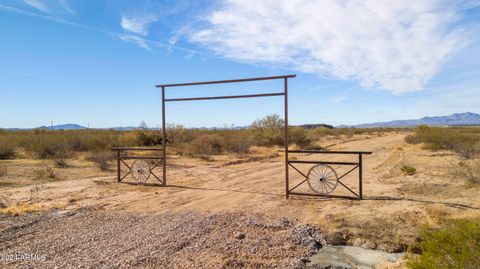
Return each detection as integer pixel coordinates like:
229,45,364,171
340,112,480,128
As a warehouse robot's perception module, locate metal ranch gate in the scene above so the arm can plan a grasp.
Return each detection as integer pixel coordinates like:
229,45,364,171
113,75,371,200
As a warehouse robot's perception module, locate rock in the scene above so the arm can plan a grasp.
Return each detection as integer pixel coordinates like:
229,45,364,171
307,241,321,250
234,232,245,240
326,231,349,245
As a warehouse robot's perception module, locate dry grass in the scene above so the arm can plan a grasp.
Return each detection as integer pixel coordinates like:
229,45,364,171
0,203,45,215
457,160,480,184
32,163,57,180
86,151,113,171
0,164,7,177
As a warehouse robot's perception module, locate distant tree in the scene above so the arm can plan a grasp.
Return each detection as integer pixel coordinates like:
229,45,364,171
251,114,285,146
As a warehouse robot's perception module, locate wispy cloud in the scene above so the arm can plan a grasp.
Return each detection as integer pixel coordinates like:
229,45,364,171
58,0,75,15
191,0,474,94
117,34,151,50
121,13,158,36
23,0,49,13
0,4,198,55
330,93,351,103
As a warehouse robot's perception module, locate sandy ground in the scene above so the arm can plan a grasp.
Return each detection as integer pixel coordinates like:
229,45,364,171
1,132,479,267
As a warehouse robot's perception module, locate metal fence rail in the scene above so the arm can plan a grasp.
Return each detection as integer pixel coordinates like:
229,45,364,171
112,147,164,184
287,150,372,199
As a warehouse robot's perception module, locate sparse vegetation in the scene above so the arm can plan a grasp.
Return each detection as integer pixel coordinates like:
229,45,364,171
0,164,7,177
86,151,113,171
33,164,57,180
0,141,16,159
401,165,417,176
407,218,480,269
457,160,480,184
405,125,480,159
54,158,69,168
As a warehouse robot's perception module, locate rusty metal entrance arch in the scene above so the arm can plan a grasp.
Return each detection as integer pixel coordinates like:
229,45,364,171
156,75,294,198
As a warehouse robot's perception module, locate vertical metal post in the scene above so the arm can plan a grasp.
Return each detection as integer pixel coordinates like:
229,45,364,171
284,78,289,199
162,86,167,187
359,154,363,200
117,150,120,182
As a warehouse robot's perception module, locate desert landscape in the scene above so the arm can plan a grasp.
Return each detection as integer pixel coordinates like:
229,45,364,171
2,1,480,268
1,125,479,268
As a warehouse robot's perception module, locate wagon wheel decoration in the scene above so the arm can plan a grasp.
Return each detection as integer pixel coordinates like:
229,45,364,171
131,160,151,182
307,164,338,194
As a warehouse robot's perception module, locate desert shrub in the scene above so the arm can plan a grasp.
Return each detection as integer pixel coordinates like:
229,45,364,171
33,164,57,180
54,158,69,168
289,127,311,149
251,114,285,146
135,130,163,146
401,165,417,176
457,160,480,184
225,132,254,154
0,165,7,177
405,125,480,159
190,134,226,160
407,218,480,269
166,124,193,144
86,151,113,171
0,142,16,159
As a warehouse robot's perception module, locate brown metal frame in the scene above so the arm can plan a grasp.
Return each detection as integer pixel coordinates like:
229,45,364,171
116,74,373,200
156,75,295,191
287,150,372,200
112,147,165,184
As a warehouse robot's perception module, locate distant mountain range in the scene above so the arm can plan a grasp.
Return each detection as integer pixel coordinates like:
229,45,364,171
340,112,480,128
3,112,480,130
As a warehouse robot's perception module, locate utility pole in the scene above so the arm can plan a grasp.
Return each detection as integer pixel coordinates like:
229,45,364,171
51,120,53,131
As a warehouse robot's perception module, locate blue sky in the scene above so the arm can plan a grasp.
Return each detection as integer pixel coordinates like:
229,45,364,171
0,0,479,128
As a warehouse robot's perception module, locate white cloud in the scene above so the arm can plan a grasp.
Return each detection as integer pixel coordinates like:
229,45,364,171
190,0,468,94
59,0,75,15
121,14,158,36
117,34,151,50
23,0,49,13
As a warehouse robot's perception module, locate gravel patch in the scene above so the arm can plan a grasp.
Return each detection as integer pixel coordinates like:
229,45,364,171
0,210,326,268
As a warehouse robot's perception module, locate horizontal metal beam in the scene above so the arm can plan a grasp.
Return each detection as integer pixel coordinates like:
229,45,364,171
288,150,372,155
165,92,284,102
112,147,163,151
288,160,359,165
288,191,360,200
119,156,164,160
156,74,296,88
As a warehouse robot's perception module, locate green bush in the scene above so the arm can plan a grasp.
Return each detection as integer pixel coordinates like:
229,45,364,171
405,125,480,159
289,127,311,149
190,134,226,160
251,114,285,146
407,218,480,269
401,165,417,176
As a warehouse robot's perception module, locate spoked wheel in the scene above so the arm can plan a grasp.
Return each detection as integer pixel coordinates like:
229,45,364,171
131,160,151,182
307,164,338,194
